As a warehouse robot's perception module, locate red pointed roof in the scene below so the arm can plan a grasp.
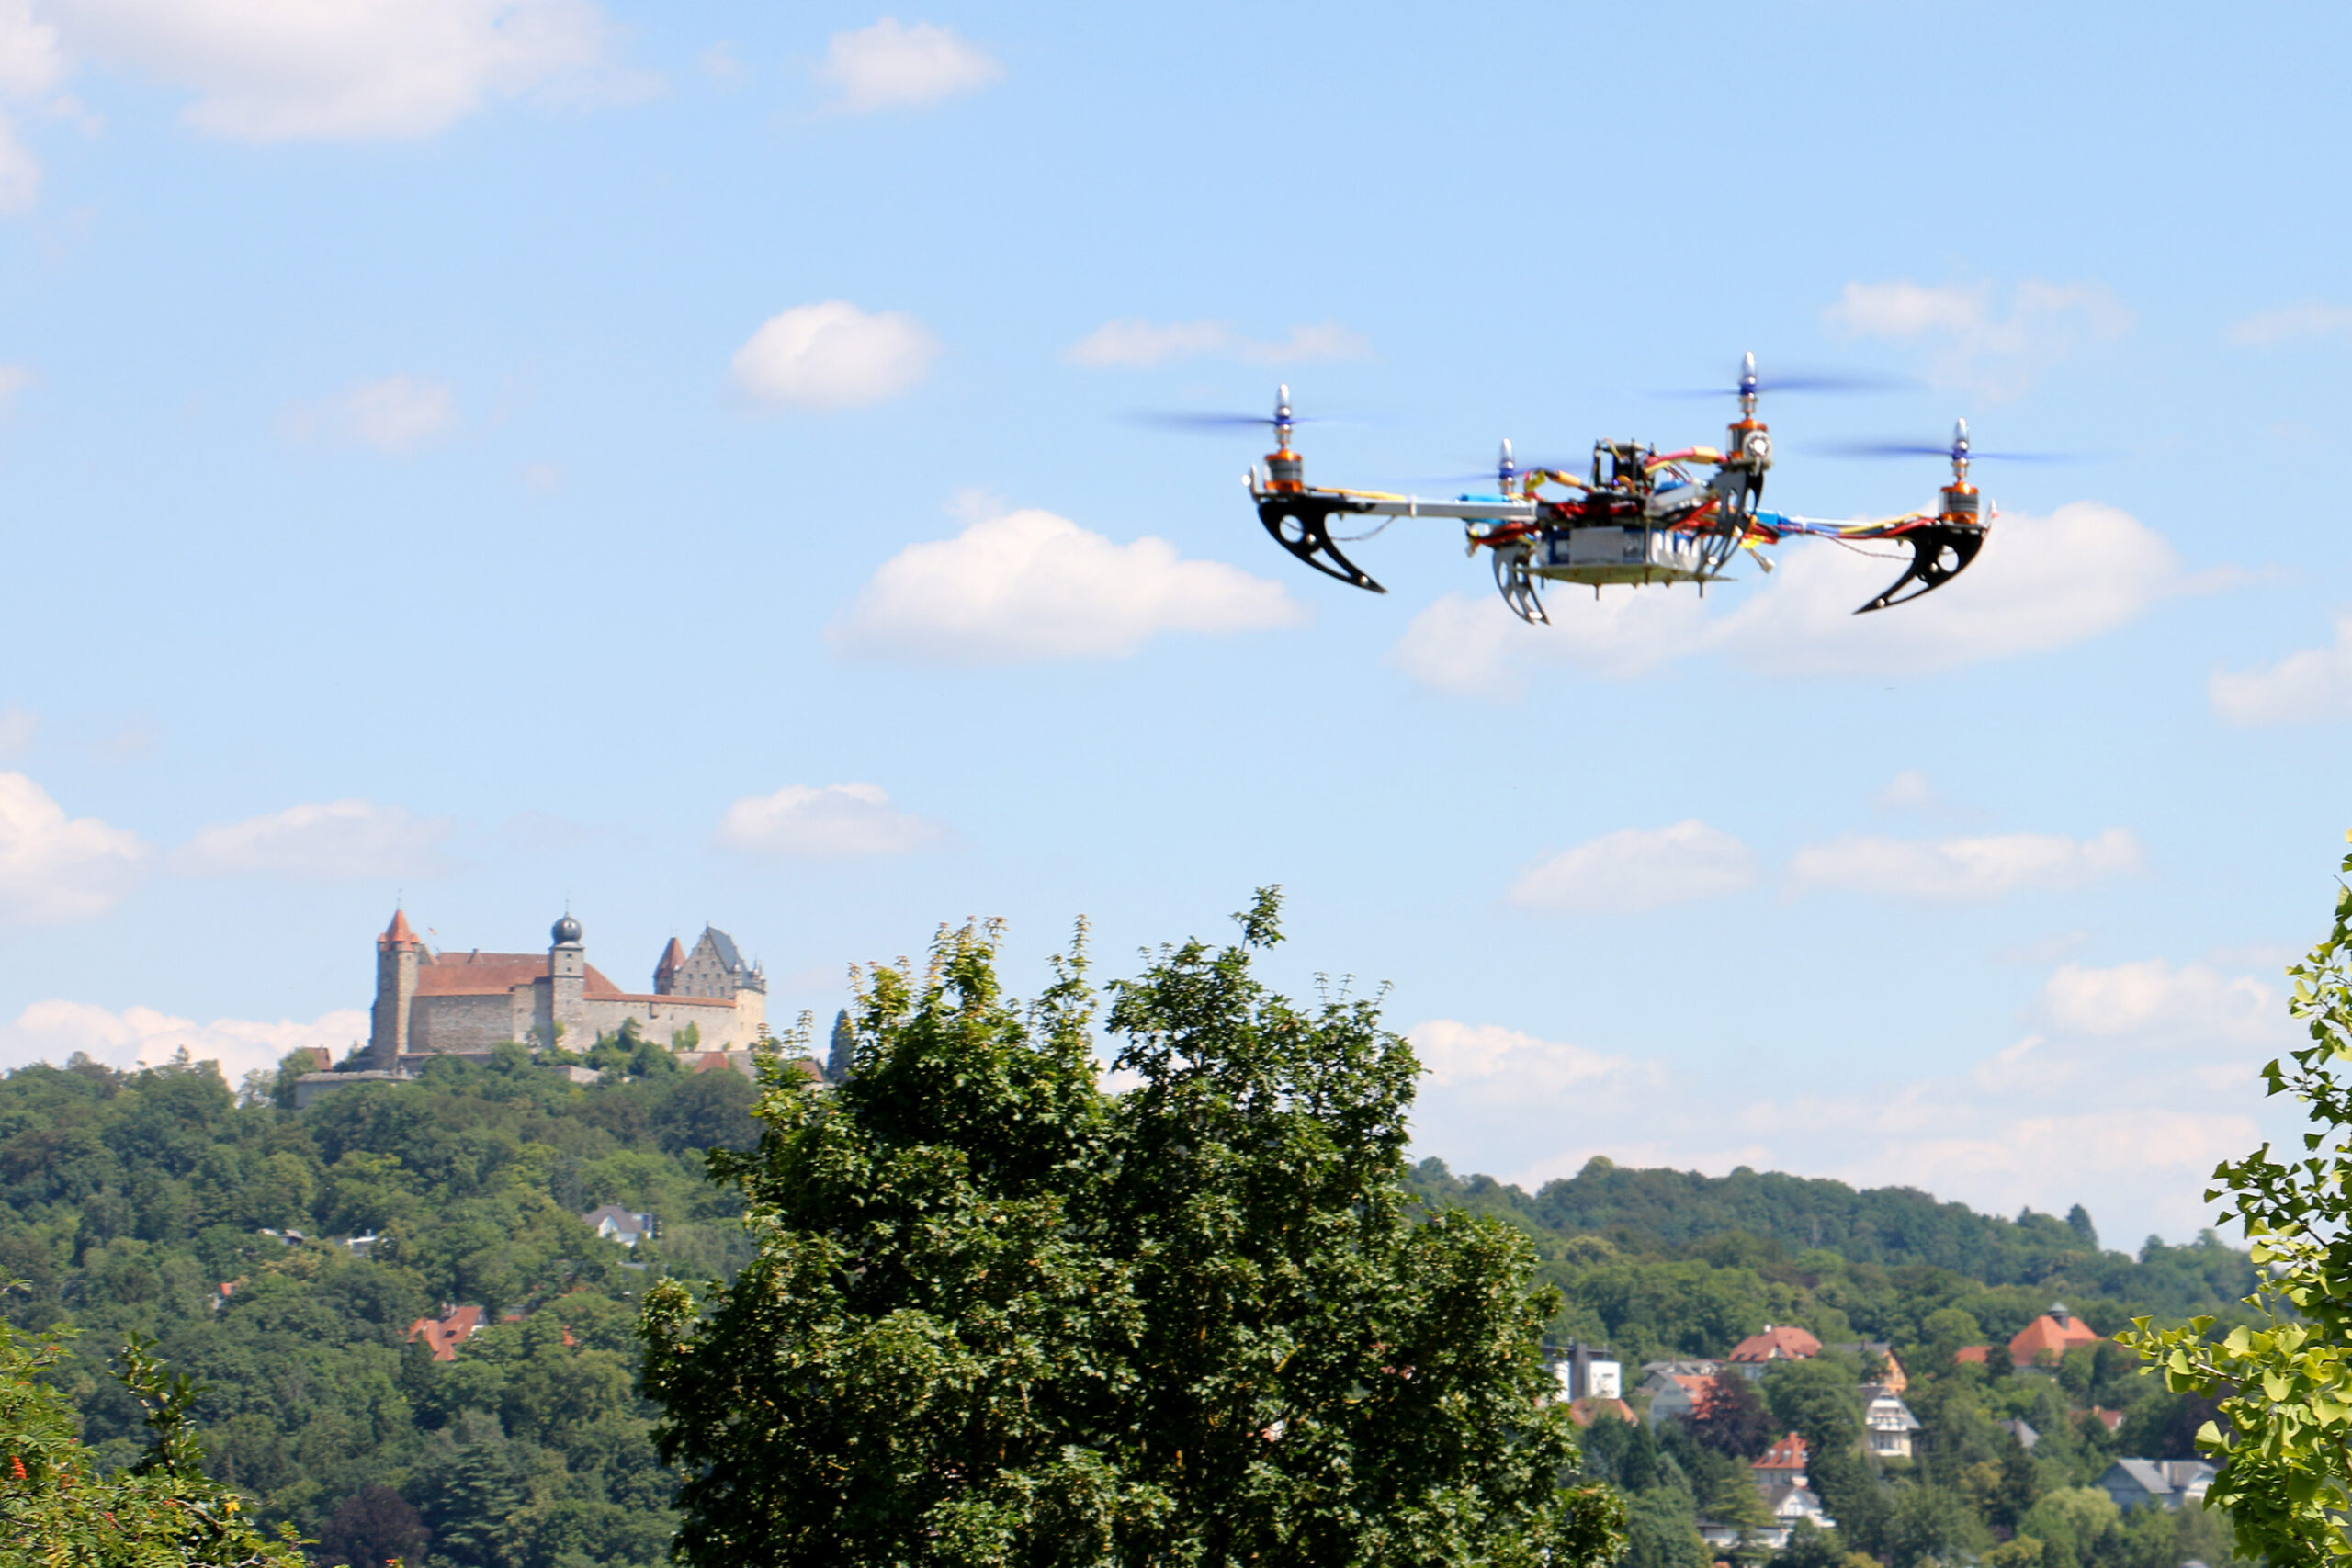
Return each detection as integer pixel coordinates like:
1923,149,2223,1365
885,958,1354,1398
655,937,687,988
379,908,422,949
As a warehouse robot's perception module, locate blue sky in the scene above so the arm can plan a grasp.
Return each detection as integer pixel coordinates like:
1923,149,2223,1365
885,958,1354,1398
1,0,2347,1247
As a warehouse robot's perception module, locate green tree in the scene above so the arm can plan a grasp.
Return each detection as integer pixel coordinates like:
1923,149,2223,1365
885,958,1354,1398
1883,1481,1987,1568
1990,1432,2040,1533
1623,1488,1710,1568
642,899,1626,1567
0,1309,304,1565
1765,1359,1863,1457
1919,1306,1986,1370
1690,1367,1774,1459
2120,838,2352,1568
1702,1466,1775,1562
825,1007,854,1082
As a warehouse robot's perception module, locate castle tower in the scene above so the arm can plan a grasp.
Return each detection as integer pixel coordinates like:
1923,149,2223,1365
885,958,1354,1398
549,911,588,1046
370,908,424,1067
653,937,686,996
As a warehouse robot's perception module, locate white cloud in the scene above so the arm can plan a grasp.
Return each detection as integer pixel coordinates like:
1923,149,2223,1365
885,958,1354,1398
1386,584,1708,696
1873,769,1940,812
0,6,67,216
1509,821,1758,915
0,3,63,96
0,772,145,923
1410,951,2300,1246
815,17,1000,112
731,300,937,411
284,375,459,453
0,705,33,755
42,0,620,141
696,41,741,85
1408,1019,1648,1098
0,998,368,1084
1068,319,1232,368
1066,317,1371,368
2034,959,2277,1045
2210,614,2352,725
345,374,457,453
831,505,1306,662
716,783,944,859
1823,277,2128,398
1391,503,2188,695
171,799,453,881
2229,304,2352,347
1786,828,2142,901
0,110,36,212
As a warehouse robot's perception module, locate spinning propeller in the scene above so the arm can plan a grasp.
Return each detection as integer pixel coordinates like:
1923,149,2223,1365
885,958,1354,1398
1823,419,2077,470
1132,385,1344,445
1661,353,1908,400
1417,440,1579,493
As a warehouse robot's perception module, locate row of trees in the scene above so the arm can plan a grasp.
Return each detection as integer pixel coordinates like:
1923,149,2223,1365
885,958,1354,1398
13,843,2352,1566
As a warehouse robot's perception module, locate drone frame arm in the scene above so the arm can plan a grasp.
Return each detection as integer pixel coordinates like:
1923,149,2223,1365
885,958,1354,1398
1250,484,1538,595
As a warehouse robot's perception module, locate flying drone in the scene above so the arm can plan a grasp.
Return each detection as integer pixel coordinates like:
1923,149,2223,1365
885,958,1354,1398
1192,355,2026,624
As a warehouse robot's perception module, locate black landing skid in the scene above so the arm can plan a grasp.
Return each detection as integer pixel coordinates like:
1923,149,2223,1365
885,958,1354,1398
1855,524,1985,615
1256,499,1385,593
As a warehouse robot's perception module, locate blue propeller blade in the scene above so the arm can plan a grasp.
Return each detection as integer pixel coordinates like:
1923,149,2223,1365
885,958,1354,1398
1128,412,1345,432
1658,372,1913,399
1822,440,2081,462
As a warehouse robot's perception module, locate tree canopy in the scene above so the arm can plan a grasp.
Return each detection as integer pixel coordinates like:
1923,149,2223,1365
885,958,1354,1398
0,1308,305,1565
641,896,1625,1567
2122,837,2352,1568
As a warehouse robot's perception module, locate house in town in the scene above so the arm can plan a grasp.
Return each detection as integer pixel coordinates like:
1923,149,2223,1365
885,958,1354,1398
1726,1325,1822,1376
1826,1340,1908,1393
1643,1371,1717,1428
2098,1460,2216,1512
406,1304,489,1363
1753,1433,1837,1529
1554,1343,1624,1402
2011,1303,2102,1368
1637,1359,1722,1396
1566,1397,1639,1428
1863,1385,1924,1459
1696,1433,1836,1553
582,1204,655,1247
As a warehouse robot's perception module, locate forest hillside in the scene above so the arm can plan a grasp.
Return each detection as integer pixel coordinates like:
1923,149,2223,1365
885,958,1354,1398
0,1049,2258,1568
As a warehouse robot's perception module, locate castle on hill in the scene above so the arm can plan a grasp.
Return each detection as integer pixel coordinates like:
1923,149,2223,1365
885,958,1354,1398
370,908,767,1068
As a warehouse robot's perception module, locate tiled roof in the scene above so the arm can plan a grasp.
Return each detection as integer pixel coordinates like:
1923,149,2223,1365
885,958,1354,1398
405,1303,489,1363
2010,1309,2102,1362
702,925,743,972
412,953,631,998
1728,1325,1822,1362
1567,1397,1637,1427
413,952,542,995
379,908,422,949
1753,1433,1809,1472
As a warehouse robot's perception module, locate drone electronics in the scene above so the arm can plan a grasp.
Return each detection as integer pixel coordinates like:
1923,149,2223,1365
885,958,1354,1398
1216,355,2003,624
